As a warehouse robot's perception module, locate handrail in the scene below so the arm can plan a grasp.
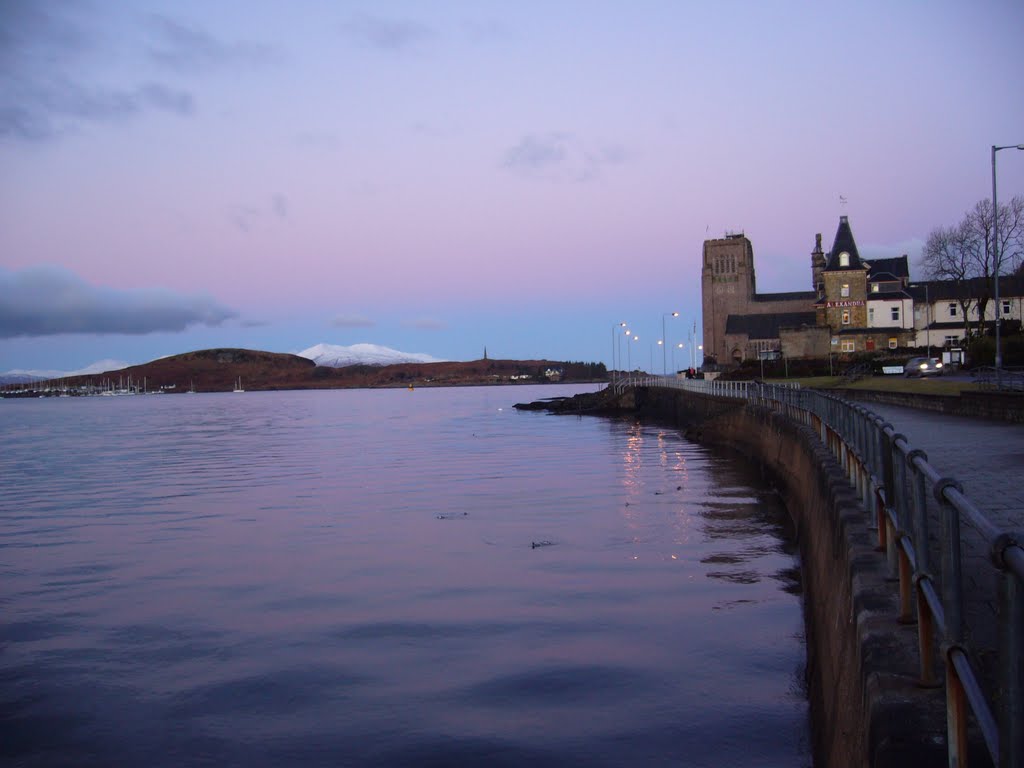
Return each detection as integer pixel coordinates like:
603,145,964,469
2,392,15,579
623,376,1023,768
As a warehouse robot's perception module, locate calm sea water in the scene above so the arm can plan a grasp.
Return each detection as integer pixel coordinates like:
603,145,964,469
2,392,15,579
1,384,810,767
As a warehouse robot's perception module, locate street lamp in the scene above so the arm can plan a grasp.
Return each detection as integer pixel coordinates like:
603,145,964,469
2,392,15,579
611,322,626,382
925,284,931,358
619,326,631,381
992,142,1024,382
662,312,679,376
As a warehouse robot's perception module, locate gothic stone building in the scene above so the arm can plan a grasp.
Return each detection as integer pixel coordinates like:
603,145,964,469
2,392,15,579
701,215,916,364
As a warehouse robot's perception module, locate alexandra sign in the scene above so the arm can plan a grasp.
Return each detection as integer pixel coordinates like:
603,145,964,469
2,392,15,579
825,300,865,308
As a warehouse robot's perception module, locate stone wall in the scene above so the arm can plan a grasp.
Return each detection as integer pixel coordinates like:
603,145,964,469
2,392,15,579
833,388,1024,424
780,325,831,359
633,386,947,767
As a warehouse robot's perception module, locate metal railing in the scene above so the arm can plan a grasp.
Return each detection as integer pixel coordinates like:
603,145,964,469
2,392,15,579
626,377,1024,768
972,366,1024,393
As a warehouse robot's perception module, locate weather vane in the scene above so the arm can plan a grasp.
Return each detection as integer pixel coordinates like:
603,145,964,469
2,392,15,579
839,195,848,210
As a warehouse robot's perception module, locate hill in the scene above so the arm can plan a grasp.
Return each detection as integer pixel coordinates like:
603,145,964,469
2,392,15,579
31,348,606,393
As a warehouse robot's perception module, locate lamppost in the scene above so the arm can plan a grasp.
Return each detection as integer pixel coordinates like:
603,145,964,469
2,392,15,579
672,342,683,373
925,283,931,358
611,322,626,383
992,143,1024,383
661,312,679,375
619,326,630,381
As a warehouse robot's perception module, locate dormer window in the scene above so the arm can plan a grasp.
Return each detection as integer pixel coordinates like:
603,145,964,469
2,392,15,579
838,251,850,267
871,284,879,293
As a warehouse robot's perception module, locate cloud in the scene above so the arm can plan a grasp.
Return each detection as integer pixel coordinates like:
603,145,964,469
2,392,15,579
1,76,195,142
0,6,195,142
0,266,237,338
502,133,629,182
331,314,376,328
404,317,447,330
229,204,262,233
227,195,291,232
340,14,434,51
146,15,280,72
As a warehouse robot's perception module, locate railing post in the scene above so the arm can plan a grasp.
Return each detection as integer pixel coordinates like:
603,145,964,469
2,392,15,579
879,427,895,536
916,575,938,687
937,478,965,647
996,540,1024,768
936,477,969,766
946,652,970,767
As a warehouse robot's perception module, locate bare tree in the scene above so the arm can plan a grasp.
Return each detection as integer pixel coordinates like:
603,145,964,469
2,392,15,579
922,224,978,336
919,195,1024,337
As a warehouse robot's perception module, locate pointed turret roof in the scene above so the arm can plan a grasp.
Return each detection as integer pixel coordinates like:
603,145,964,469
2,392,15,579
824,215,865,271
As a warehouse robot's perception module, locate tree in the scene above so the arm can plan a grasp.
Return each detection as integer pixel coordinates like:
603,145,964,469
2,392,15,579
919,195,1024,337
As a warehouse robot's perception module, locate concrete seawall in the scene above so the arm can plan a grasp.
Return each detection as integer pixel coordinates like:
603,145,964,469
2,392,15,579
633,386,947,768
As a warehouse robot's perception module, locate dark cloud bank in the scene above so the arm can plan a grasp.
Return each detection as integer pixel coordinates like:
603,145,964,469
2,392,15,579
0,267,237,338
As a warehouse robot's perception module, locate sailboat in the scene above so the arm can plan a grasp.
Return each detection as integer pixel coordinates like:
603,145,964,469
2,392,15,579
233,377,245,393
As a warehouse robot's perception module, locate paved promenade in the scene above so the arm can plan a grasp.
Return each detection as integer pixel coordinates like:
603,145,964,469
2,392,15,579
849,400,1024,705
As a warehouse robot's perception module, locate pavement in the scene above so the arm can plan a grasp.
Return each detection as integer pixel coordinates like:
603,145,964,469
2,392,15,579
848,400,1024,706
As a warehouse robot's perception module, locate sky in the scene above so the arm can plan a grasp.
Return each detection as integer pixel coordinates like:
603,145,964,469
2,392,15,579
2,0,1023,374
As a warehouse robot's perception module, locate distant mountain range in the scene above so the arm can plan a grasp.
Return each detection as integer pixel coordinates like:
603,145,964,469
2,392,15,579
296,343,446,368
0,344,444,385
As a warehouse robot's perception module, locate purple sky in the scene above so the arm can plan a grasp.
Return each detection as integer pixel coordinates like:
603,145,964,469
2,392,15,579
2,0,1023,373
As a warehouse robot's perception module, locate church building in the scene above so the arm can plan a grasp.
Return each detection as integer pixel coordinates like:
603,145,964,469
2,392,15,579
701,216,915,365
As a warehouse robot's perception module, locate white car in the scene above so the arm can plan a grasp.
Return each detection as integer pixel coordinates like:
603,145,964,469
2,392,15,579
903,357,943,378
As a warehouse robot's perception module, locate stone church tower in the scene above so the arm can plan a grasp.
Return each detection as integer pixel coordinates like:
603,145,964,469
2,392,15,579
701,234,756,364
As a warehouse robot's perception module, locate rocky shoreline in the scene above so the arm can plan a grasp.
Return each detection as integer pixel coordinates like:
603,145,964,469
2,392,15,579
513,386,633,414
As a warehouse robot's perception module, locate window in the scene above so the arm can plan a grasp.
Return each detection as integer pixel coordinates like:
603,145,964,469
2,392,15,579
891,306,900,321
888,338,898,350
842,310,851,325
948,302,957,317
1003,300,1011,316
871,284,879,293
839,252,850,267
944,335,958,346
841,340,855,352
841,283,850,298
868,307,875,322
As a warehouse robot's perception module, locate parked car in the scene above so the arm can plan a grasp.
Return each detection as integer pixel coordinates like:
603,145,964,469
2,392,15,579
903,357,944,377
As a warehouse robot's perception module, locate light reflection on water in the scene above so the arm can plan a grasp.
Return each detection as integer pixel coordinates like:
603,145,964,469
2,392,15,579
1,385,810,767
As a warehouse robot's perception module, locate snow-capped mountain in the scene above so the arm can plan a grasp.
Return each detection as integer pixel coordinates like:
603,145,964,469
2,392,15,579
297,343,445,368
0,359,129,384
